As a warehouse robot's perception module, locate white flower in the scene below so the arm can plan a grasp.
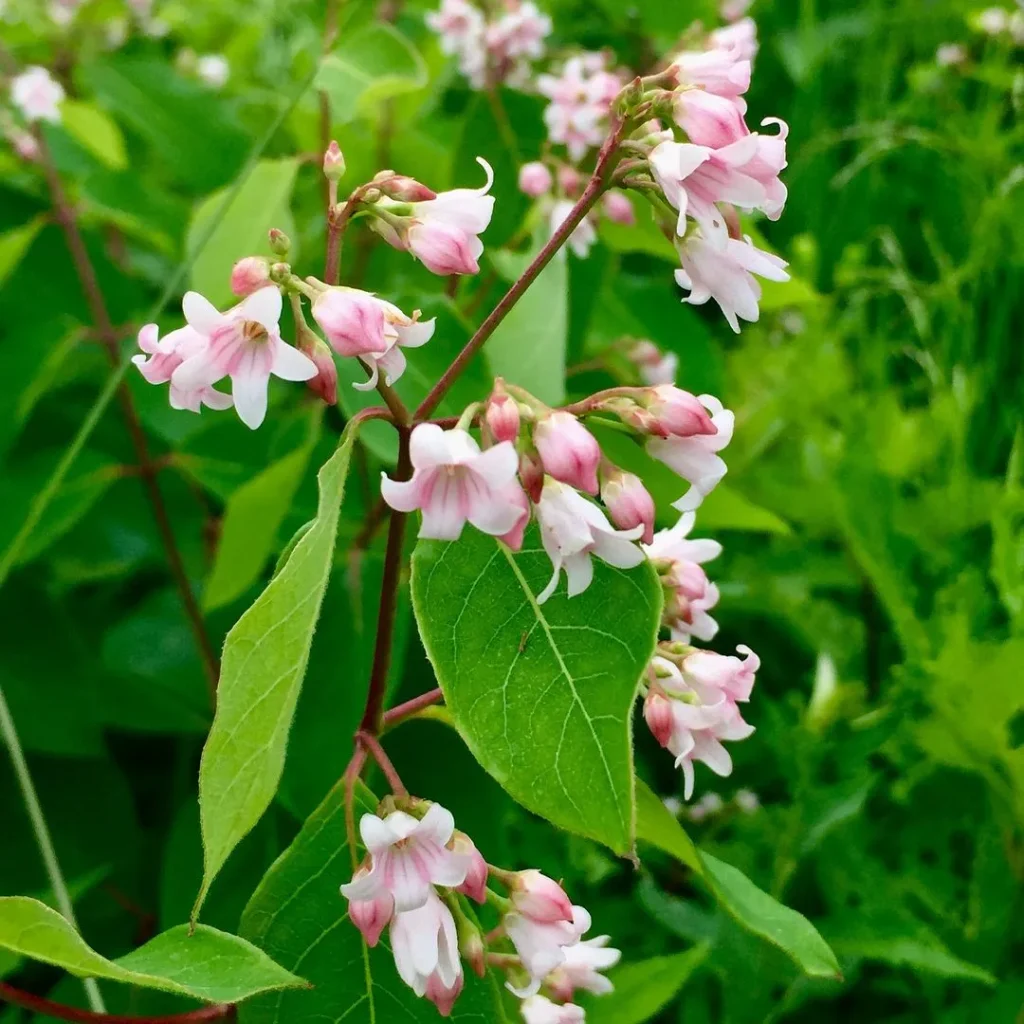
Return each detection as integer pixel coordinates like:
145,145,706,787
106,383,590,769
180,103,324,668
520,994,585,1024
534,480,645,603
546,934,621,999
506,904,591,996
197,54,230,89
10,66,65,124
390,890,463,1006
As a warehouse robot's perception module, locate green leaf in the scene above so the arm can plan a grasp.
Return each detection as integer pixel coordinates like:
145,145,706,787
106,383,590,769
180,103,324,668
635,780,841,980
239,781,508,1024
698,485,792,536
0,898,306,1003
598,202,676,262
195,425,358,921
187,158,298,308
487,234,568,406
204,419,320,611
0,218,44,290
59,101,128,171
411,525,662,855
583,946,710,1024
316,23,427,124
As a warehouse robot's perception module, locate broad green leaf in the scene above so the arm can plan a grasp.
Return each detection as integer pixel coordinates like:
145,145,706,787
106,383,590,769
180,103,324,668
599,203,676,262
635,780,841,980
59,101,128,170
0,898,305,1002
316,23,428,124
411,525,662,855
487,235,568,406
0,218,44,290
195,425,358,921
698,485,792,536
204,423,320,611
187,158,298,307
239,782,508,1023
583,946,710,1024
828,928,995,985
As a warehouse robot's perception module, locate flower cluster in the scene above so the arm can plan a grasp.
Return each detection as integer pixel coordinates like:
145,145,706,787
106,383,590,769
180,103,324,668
342,801,618,1019
537,53,622,162
427,0,552,89
8,65,64,125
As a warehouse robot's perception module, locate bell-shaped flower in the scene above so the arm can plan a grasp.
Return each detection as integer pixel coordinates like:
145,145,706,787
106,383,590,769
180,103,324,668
11,66,65,123
645,385,718,438
601,468,656,544
134,323,233,414
506,904,591,995
510,871,574,924
345,867,394,947
534,480,645,603
545,934,621,1001
521,995,585,1024
672,46,751,100
451,831,489,904
674,88,749,149
681,645,760,703
534,412,600,494
340,804,469,913
312,287,390,357
348,299,436,392
646,396,734,512
390,891,463,1010
710,17,759,61
381,424,524,541
602,190,635,225
672,234,790,335
498,482,532,552
169,287,316,429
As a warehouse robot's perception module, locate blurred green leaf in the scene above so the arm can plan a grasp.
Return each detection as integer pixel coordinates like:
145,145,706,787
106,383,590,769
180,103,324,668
0,898,305,1001
195,425,358,920
411,525,662,855
59,101,128,171
0,217,44,290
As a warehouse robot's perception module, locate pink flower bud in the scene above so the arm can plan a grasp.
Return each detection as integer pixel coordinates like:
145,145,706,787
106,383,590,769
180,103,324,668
298,335,338,406
510,869,574,923
498,482,531,552
424,970,463,1017
230,257,271,297
323,140,346,181
375,171,437,202
674,89,749,149
452,831,489,904
519,449,545,504
534,412,601,494
519,161,553,197
268,228,290,256
644,691,675,748
602,190,635,225
312,288,389,357
486,393,521,444
647,386,717,437
601,469,655,544
460,928,486,978
557,165,582,195
407,220,482,276
345,868,393,947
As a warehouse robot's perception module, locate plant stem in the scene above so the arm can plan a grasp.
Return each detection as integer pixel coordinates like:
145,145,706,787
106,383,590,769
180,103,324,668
381,688,443,731
357,429,411,737
0,983,234,1023
414,117,629,419
343,745,369,870
0,688,107,1014
35,132,220,704
357,732,409,798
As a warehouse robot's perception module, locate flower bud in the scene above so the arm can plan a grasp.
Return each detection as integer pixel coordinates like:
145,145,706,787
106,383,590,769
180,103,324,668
534,412,601,495
602,190,635,225
519,448,545,505
647,386,717,437
485,392,521,444
229,256,271,297
343,868,393,947
452,831,489,904
374,171,437,202
298,334,339,406
407,220,481,276
312,288,389,357
498,483,531,553
323,140,346,181
601,468,655,544
268,227,291,256
557,165,582,195
459,926,486,978
644,691,675,748
509,869,573,923
424,970,464,1017
518,161,553,197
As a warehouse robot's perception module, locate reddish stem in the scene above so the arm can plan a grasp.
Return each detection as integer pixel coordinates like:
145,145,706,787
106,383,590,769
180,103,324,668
357,731,409,798
344,745,369,870
34,131,221,703
382,688,443,730
0,983,234,1024
414,116,628,420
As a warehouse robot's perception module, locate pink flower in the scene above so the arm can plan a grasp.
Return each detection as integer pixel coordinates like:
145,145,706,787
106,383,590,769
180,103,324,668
427,0,485,51
674,89,748,148
519,161,554,197
297,335,338,406
485,392,521,444
629,341,679,386
720,0,754,21
9,130,40,161
644,691,676,747
682,645,760,703
390,890,463,1010
11,66,64,124
169,287,316,429
534,412,600,494
646,396,734,511
133,321,234,415
498,482,532,552
510,871,574,924
549,200,596,258
452,832,489,904
672,47,751,100
646,385,718,438
230,257,271,297
487,1,552,61
405,158,495,275
710,18,759,61
601,190,635,225
346,867,394,947
539,54,621,160
673,234,790,334
351,300,436,392
546,935,621,1000
535,480,645,603
521,995,585,1024
506,904,591,993
312,288,389,357
341,804,470,913
381,424,524,541
600,468,656,544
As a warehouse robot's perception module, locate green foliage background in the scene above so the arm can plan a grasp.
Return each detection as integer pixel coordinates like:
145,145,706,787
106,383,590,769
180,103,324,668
1,0,1022,1020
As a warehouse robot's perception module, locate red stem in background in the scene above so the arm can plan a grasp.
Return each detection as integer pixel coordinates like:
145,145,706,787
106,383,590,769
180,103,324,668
34,131,221,704
414,116,628,420
0,984,234,1024
382,688,443,730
